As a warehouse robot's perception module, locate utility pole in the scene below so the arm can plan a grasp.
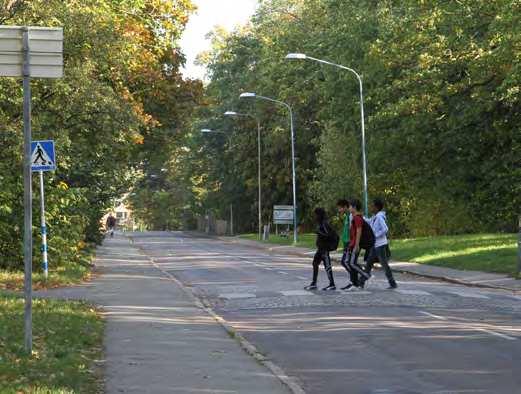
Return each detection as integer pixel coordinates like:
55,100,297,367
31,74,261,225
22,27,33,353
518,215,521,276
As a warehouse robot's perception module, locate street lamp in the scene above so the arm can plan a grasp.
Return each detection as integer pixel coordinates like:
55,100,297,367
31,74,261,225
286,53,369,216
224,111,263,241
240,92,298,244
200,127,234,235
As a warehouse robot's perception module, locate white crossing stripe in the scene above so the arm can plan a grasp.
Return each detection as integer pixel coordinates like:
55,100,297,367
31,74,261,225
445,290,489,299
347,291,372,295
297,276,308,280
281,290,316,297
219,293,256,300
396,289,432,296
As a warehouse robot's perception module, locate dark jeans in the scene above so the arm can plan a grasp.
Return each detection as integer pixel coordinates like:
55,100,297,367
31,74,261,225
365,245,396,286
340,247,369,287
312,249,335,286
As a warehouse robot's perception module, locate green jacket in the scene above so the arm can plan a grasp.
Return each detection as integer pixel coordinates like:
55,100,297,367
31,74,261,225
341,213,350,248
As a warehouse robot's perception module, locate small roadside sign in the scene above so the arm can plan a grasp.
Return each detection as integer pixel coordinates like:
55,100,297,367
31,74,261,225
31,140,56,171
273,205,294,225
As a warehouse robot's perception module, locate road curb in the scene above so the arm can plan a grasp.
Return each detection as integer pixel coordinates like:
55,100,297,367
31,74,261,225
211,235,519,293
128,235,306,394
389,267,518,293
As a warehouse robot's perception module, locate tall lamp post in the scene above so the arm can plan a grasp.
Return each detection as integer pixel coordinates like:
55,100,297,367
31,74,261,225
286,53,369,217
239,92,298,244
200,128,234,235
224,111,263,241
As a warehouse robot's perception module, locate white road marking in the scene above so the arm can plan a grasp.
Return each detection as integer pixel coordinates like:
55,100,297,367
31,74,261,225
281,290,316,297
445,290,489,299
420,311,448,320
346,290,372,295
396,289,432,296
420,311,517,341
219,293,256,300
278,271,289,275
476,328,517,341
297,276,308,280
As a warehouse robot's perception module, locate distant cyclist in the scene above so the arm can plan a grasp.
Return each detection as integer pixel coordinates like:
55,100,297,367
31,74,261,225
106,214,116,238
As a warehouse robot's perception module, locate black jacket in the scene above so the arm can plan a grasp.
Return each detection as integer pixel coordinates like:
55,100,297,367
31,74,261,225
315,220,333,250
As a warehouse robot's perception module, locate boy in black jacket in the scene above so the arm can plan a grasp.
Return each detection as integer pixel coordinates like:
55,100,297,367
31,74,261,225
305,207,336,291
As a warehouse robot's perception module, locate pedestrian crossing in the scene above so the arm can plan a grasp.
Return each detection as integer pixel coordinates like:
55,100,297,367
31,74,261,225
217,288,494,300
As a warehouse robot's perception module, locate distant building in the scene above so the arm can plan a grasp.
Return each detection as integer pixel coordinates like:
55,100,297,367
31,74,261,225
103,196,135,231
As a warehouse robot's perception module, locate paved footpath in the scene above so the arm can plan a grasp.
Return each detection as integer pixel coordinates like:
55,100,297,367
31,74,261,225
38,234,290,394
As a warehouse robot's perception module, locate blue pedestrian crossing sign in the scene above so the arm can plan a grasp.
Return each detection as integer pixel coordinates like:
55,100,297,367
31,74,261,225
31,140,56,172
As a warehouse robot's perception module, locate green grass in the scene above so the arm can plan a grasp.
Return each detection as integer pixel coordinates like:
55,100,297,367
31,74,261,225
0,263,92,292
0,293,104,393
391,233,518,275
240,232,518,275
1,248,95,292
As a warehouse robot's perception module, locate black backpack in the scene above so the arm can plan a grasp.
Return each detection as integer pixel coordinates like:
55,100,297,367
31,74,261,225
360,219,375,250
324,223,340,251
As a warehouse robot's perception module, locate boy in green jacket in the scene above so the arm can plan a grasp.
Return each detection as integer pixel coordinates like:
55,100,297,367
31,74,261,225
337,199,353,287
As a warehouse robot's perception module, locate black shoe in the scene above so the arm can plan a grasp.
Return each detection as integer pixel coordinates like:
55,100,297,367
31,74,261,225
322,284,336,291
341,284,354,291
387,283,398,289
304,284,318,291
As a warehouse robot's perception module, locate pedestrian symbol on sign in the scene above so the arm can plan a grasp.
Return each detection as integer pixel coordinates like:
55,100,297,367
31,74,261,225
33,144,50,165
30,140,56,172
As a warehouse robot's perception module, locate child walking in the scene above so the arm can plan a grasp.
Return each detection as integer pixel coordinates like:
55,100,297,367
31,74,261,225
305,208,337,291
342,199,371,290
362,198,397,289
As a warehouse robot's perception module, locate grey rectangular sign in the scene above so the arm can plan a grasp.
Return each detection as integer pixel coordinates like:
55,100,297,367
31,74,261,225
273,205,294,225
0,26,63,78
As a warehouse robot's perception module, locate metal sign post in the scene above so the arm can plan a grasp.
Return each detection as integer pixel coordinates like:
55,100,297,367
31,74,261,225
31,140,56,280
0,25,63,353
22,27,32,354
39,171,48,278
230,204,234,236
518,215,521,276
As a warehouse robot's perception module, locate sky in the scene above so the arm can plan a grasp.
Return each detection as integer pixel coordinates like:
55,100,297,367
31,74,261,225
179,0,258,80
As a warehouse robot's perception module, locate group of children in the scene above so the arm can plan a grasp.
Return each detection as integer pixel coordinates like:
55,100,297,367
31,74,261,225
305,198,397,291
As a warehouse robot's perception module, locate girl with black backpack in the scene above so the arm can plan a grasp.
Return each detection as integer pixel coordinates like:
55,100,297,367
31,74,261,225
304,207,338,291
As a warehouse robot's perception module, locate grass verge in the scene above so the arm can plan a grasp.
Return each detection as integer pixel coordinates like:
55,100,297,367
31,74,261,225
240,233,518,275
0,249,95,291
0,292,104,393
390,233,517,274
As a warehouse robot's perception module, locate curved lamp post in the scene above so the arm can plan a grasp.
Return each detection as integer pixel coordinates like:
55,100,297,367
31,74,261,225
240,92,298,244
224,111,263,241
286,53,369,216
201,128,234,235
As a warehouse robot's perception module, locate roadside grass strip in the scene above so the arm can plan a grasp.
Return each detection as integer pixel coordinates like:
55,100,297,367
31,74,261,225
391,233,517,274
240,233,517,275
0,293,104,393
0,264,91,292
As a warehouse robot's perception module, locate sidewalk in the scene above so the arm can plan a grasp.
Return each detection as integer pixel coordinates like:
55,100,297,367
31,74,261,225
37,235,291,394
218,236,521,292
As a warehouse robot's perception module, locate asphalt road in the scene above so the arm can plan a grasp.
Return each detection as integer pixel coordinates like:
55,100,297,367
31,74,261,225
131,231,521,394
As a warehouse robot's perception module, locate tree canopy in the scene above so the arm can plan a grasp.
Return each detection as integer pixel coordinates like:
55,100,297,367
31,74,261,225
0,0,201,269
2,0,519,274
172,0,520,235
